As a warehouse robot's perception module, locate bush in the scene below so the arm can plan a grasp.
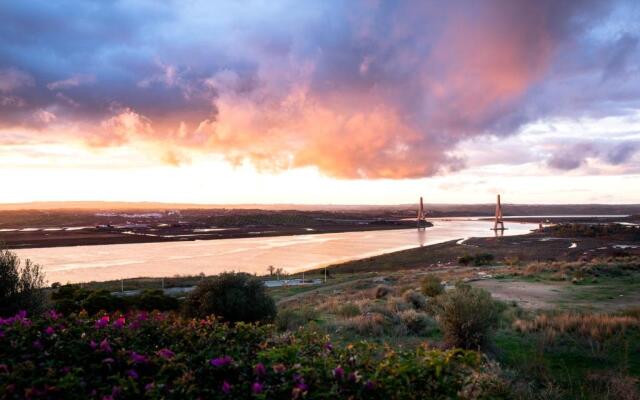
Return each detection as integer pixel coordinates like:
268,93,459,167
399,309,436,336
275,307,319,331
82,290,127,315
0,249,46,317
134,289,179,311
403,289,428,310
458,253,495,267
421,274,444,297
183,272,276,323
0,310,500,399
373,285,392,299
336,302,361,318
431,283,503,350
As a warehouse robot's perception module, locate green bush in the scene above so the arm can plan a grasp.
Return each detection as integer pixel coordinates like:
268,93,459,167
420,274,444,297
275,307,318,331
473,253,495,266
399,309,437,336
431,283,503,350
183,272,276,323
82,290,127,315
403,289,428,310
0,249,45,317
0,310,505,399
134,289,179,311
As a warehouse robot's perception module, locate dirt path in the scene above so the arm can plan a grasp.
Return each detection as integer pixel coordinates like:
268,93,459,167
471,279,566,309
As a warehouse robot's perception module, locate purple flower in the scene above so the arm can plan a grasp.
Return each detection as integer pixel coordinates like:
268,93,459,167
251,382,263,394
0,364,9,374
95,316,110,329
145,382,155,392
324,342,333,352
127,369,139,380
100,338,112,353
44,326,55,335
112,317,125,329
17,310,27,319
32,340,43,350
130,352,148,364
253,362,266,377
210,355,233,367
157,348,175,360
89,340,98,350
46,310,61,320
0,329,4,338
221,380,232,394
364,380,375,390
333,366,344,380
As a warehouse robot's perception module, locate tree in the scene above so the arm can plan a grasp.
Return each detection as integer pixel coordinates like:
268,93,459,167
0,248,46,317
183,272,276,323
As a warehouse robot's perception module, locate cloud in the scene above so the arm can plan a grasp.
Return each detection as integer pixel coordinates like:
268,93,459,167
0,68,34,93
47,74,95,90
0,0,639,178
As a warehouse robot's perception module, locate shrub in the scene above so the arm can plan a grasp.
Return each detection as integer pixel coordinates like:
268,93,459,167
336,302,361,318
82,290,127,315
458,255,474,266
0,310,498,399
399,309,436,336
275,307,318,331
421,274,444,297
431,283,503,350
373,285,392,299
341,314,386,336
134,289,180,311
183,272,276,323
403,289,428,310
473,253,495,266
0,248,46,317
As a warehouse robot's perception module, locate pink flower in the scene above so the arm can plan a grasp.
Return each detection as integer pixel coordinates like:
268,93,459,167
333,366,344,380
89,340,98,350
221,380,232,394
157,348,175,360
95,316,110,329
210,355,233,367
112,317,125,329
251,382,263,394
44,326,55,335
99,338,112,353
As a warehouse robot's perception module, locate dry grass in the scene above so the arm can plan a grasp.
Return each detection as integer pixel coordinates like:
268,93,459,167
514,313,640,341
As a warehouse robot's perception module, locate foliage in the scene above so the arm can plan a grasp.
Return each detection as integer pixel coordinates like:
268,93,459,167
431,284,503,350
457,254,495,267
420,274,444,297
373,285,392,299
275,307,319,331
403,290,428,310
0,310,508,399
0,249,45,317
183,272,276,323
51,285,180,314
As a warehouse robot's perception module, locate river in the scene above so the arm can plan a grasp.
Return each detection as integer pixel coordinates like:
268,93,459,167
14,219,537,284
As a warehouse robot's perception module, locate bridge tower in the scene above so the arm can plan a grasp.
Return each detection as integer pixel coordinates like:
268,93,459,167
417,196,428,229
492,194,506,231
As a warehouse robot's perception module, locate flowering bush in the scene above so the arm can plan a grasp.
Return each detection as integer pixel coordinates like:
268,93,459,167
0,310,508,399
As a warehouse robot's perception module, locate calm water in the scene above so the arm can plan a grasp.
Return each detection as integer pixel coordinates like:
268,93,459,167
15,220,537,284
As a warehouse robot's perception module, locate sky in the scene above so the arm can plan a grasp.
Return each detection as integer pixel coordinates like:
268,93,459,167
1,0,639,205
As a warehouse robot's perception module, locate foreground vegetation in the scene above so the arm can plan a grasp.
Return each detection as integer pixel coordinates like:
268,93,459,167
0,310,508,399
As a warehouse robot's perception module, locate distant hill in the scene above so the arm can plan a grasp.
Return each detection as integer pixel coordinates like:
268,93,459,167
0,201,639,216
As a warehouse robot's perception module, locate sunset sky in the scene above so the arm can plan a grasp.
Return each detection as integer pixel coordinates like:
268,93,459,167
1,0,639,204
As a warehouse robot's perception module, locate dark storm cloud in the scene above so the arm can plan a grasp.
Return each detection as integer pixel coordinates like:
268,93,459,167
0,0,639,177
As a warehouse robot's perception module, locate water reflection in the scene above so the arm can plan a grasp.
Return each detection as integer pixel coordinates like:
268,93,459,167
15,220,537,284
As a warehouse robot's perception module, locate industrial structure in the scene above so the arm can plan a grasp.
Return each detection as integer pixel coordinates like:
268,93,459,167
417,196,428,228
492,194,506,231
